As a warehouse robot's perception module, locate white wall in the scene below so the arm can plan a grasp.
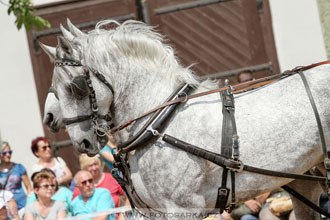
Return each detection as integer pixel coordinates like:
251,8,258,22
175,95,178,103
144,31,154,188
269,0,327,71
0,4,42,178
32,0,64,6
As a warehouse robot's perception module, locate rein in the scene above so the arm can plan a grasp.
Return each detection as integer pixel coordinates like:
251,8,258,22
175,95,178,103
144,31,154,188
110,60,330,134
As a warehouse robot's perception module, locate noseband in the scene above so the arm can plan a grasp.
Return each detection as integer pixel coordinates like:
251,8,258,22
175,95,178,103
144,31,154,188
51,58,115,139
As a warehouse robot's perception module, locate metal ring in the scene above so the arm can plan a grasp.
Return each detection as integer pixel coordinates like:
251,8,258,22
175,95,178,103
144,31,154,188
92,105,98,112
96,129,106,137
180,92,188,102
94,124,107,137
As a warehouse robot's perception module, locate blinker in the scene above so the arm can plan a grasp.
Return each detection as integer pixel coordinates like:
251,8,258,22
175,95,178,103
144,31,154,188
70,75,90,100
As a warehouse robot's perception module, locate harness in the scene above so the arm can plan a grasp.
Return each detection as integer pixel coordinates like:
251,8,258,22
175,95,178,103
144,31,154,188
52,59,330,218
52,59,115,152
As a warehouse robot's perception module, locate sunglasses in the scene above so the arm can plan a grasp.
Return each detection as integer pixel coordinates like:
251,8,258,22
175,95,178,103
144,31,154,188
0,150,12,156
40,145,51,151
80,178,93,186
38,184,56,189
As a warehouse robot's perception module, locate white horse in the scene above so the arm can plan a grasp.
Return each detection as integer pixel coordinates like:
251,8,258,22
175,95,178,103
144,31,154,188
41,19,330,219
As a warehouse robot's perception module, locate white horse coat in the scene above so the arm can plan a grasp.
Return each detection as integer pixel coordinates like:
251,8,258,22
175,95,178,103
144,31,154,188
42,20,330,219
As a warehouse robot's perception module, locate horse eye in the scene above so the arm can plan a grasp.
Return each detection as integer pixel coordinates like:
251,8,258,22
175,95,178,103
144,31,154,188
70,76,90,100
65,84,73,95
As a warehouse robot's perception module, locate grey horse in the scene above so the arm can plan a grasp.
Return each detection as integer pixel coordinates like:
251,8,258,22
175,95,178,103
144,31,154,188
41,19,330,219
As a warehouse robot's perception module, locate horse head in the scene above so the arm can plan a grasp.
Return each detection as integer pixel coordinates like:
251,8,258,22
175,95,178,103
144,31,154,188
41,20,114,155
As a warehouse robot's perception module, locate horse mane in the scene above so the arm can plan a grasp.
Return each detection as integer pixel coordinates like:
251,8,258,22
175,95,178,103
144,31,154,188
53,20,216,102
81,20,205,86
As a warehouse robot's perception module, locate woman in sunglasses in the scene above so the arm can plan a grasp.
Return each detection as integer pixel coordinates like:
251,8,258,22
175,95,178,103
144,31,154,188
0,141,32,217
24,171,66,219
27,168,73,216
31,137,72,186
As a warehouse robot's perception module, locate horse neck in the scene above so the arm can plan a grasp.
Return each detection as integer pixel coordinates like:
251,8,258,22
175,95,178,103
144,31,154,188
112,60,177,134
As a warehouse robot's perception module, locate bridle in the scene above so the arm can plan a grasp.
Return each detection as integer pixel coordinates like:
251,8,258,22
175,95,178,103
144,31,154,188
51,58,115,141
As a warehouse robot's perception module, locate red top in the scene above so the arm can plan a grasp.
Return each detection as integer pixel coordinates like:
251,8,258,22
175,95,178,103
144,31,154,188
72,172,124,207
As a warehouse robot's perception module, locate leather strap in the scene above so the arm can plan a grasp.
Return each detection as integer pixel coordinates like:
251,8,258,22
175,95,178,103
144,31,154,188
298,71,330,194
62,114,112,126
220,85,234,156
118,84,191,152
2,163,15,190
215,169,229,212
217,84,239,212
112,151,165,218
162,134,326,182
282,185,330,218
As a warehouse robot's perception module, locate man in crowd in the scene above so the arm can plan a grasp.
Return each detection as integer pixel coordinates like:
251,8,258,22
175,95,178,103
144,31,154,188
71,170,115,220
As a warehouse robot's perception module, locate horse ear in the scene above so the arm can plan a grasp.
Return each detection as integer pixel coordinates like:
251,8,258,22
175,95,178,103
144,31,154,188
39,43,56,61
60,24,74,41
67,18,86,37
57,36,73,56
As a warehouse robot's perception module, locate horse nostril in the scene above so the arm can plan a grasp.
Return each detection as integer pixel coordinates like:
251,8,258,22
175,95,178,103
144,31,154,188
80,139,98,156
82,139,91,149
98,135,108,148
45,113,54,125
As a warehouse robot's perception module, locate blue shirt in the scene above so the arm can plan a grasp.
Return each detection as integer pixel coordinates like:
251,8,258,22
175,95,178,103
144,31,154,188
27,186,73,216
0,163,27,209
99,146,121,177
99,146,116,171
71,188,115,220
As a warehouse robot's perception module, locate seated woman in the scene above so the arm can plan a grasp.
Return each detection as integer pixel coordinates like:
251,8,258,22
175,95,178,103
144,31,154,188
30,137,72,186
27,168,73,216
24,171,66,219
0,141,32,216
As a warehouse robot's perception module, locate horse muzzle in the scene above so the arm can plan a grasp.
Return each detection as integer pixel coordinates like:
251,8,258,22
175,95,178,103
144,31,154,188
44,113,61,132
77,139,100,156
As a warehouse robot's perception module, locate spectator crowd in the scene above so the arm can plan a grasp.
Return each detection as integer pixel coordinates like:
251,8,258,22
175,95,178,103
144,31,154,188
0,136,127,220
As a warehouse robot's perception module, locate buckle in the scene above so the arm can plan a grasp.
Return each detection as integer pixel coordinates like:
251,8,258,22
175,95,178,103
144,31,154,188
324,158,330,170
219,188,229,197
228,160,244,173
